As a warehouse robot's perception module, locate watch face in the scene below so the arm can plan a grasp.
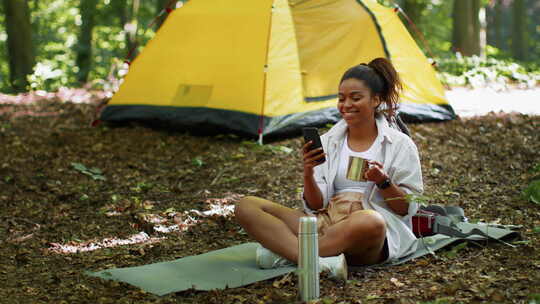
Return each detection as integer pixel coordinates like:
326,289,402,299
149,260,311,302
378,179,391,189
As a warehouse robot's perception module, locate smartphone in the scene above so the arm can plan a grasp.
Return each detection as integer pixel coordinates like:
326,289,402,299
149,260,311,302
302,127,326,163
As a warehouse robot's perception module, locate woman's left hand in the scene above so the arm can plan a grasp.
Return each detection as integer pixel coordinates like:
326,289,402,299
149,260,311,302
364,160,388,184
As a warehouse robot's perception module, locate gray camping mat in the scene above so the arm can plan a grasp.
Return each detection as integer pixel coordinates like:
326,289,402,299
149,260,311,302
87,223,519,296
386,222,520,266
87,242,295,296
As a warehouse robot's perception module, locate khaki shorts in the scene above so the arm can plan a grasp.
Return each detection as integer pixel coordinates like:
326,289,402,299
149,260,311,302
311,192,364,236
310,191,389,263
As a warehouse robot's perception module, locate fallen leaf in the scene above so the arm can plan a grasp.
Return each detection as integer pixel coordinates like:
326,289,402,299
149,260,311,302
390,277,405,287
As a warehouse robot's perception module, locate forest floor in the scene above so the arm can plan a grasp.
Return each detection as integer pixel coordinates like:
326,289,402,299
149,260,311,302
0,95,539,304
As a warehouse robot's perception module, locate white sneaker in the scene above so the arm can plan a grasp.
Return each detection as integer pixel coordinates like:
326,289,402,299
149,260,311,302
255,245,295,269
319,254,348,281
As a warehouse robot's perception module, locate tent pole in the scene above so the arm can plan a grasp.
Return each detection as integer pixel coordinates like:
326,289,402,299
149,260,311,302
257,1,275,146
392,3,437,65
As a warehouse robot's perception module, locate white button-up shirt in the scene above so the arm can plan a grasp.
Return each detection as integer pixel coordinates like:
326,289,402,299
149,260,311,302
302,115,424,262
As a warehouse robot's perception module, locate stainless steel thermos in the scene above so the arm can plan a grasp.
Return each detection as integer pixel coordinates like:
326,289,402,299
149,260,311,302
298,216,319,302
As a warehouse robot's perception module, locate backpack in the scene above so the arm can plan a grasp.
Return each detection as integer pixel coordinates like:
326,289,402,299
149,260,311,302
386,112,411,137
387,113,520,241
411,205,467,237
386,114,456,237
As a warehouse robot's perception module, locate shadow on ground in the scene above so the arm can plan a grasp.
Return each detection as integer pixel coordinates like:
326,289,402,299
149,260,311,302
0,99,539,303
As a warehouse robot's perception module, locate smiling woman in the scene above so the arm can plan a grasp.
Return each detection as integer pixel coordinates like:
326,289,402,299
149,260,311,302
235,57,424,280
338,58,402,121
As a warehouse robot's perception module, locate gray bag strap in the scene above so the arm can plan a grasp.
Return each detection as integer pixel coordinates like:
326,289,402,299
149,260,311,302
386,112,410,137
433,216,517,248
419,205,468,223
418,205,519,247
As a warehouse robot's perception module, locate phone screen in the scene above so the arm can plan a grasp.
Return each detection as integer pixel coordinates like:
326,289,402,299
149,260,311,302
302,127,325,163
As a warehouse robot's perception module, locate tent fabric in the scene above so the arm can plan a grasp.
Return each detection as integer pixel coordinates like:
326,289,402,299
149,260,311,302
101,0,456,136
264,0,305,118
87,223,518,296
364,0,449,108
290,0,388,100
108,0,272,113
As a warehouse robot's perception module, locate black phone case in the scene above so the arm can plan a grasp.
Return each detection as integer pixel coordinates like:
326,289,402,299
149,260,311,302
302,127,326,163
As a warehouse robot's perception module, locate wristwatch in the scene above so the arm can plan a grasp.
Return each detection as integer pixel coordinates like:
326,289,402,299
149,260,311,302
376,178,392,190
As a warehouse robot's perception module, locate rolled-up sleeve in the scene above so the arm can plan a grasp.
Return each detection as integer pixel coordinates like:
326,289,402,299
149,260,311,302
391,140,423,220
301,164,330,213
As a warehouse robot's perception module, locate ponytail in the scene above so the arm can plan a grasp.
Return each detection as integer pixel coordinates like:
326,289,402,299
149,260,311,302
368,58,402,118
340,57,402,118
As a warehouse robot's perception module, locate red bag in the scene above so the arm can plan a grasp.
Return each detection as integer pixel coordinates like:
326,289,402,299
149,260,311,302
411,209,438,237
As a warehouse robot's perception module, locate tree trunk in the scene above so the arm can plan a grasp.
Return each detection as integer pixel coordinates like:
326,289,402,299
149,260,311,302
155,0,170,30
512,0,527,60
3,0,34,92
452,0,481,56
493,0,503,50
76,0,98,83
115,0,127,28
472,0,481,55
402,0,427,30
125,0,140,55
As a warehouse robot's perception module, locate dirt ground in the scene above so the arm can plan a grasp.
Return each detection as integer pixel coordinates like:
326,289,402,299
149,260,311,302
0,98,539,304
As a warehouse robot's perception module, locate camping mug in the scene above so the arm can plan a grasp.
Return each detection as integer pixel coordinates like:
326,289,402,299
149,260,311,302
298,216,319,302
346,156,369,182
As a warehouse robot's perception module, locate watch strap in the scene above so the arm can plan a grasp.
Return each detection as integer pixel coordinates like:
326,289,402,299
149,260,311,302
376,178,392,190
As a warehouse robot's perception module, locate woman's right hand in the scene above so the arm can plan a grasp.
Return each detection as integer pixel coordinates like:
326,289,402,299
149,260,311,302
302,141,325,177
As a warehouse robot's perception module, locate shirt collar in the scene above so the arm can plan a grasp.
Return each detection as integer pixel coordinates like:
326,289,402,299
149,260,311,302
326,115,394,145
375,114,394,144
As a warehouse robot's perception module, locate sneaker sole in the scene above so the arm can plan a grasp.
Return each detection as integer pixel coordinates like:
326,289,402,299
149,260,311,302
337,255,348,281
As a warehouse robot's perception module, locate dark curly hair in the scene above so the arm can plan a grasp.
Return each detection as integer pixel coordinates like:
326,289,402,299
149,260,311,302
340,57,402,118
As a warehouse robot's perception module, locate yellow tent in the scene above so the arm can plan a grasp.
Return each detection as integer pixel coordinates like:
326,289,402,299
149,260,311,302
101,0,455,137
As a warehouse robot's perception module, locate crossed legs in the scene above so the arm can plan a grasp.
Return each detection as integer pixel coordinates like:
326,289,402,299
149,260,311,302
235,196,387,266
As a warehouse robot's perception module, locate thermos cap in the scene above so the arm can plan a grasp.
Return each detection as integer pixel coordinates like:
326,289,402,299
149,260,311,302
299,216,318,234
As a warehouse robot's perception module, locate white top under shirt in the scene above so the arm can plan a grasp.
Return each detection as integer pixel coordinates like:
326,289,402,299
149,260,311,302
334,132,383,194
302,117,424,262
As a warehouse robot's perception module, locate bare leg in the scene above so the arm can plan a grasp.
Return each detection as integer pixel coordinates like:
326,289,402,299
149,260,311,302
318,210,386,265
236,197,386,266
235,196,305,262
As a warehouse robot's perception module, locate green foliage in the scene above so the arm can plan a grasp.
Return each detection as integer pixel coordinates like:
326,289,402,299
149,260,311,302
523,163,540,204
241,140,294,155
377,0,454,57
380,0,540,89
192,157,204,167
131,181,154,193
436,51,540,89
266,145,293,154
71,162,106,181
0,7,8,90
404,193,431,206
0,0,538,93
414,0,454,57
529,293,540,304
0,0,160,92
443,242,467,259
523,180,540,205
26,0,79,91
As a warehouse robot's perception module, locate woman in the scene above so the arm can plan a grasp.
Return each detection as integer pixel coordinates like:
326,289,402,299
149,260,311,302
235,58,423,280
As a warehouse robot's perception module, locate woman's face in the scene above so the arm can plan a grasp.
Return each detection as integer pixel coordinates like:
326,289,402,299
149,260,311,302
338,78,380,126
